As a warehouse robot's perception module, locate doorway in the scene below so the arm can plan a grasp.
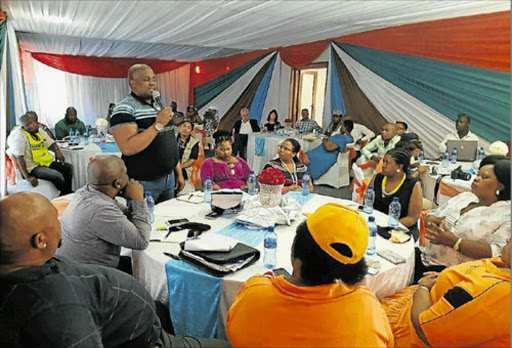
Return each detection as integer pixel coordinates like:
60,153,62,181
289,63,327,127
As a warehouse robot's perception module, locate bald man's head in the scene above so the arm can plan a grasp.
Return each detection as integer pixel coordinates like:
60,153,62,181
0,193,61,268
381,123,397,140
87,156,129,196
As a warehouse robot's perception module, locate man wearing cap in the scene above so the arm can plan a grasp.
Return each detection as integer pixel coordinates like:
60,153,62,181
226,203,393,347
324,110,344,136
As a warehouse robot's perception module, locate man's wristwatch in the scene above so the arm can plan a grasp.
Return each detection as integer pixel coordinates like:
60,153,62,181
154,122,164,132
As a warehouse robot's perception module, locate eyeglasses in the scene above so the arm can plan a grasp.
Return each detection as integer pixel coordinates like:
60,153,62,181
279,145,293,152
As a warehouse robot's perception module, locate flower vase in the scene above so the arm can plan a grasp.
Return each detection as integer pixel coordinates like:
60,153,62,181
259,183,284,207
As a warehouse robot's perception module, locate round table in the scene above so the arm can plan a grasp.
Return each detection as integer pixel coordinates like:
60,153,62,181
130,193,415,338
60,143,121,191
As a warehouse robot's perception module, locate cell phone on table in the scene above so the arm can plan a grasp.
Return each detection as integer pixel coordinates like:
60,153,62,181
273,268,291,278
166,218,189,226
205,211,221,220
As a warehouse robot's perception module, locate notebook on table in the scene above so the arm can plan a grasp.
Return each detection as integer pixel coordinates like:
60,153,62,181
446,140,478,161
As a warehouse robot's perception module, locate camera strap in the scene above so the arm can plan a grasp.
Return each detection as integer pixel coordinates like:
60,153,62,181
433,174,449,206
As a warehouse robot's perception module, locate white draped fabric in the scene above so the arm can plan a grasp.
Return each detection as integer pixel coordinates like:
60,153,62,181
7,21,26,118
332,44,490,158
197,52,276,120
22,52,190,128
260,53,291,124
3,1,508,60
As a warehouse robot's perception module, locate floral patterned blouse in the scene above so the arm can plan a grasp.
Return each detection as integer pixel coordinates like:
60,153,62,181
422,191,511,267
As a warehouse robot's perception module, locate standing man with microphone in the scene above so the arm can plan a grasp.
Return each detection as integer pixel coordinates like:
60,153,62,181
111,64,184,203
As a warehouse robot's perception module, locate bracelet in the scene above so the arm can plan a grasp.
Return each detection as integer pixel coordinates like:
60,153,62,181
417,285,430,293
453,238,463,251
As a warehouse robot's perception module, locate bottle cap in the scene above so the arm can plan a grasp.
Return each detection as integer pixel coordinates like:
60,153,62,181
392,197,399,202
206,176,211,180
368,185,373,189
145,191,152,196
250,170,254,174
268,226,275,232
368,216,375,222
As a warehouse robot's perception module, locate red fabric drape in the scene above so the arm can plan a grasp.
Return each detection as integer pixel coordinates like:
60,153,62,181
31,53,188,78
335,11,510,72
277,39,329,68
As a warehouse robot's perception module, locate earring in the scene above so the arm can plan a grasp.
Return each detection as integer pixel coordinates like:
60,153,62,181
396,169,400,173
42,243,47,248
496,190,500,196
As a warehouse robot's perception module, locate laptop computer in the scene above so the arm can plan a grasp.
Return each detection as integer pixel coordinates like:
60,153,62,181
446,140,478,161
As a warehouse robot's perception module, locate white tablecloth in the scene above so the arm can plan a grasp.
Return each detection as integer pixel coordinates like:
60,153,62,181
130,194,415,338
421,161,474,207
60,143,121,191
246,134,322,174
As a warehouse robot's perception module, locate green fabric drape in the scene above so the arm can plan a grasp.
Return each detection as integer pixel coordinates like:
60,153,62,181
336,42,511,142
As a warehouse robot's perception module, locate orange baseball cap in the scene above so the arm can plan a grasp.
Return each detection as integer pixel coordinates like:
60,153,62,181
305,203,369,264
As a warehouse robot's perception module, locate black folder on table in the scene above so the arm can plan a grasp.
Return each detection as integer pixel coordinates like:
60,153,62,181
178,242,260,277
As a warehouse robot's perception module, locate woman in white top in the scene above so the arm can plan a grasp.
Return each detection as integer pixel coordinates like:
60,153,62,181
415,156,511,281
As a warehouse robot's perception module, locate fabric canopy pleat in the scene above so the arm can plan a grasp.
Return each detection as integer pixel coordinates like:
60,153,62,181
337,42,510,143
194,53,271,111
218,55,277,132
332,44,388,135
249,55,277,123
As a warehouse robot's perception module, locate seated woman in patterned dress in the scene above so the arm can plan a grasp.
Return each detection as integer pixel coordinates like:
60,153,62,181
262,138,312,192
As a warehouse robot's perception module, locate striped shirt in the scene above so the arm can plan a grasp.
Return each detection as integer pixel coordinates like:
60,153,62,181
361,135,401,160
110,92,179,180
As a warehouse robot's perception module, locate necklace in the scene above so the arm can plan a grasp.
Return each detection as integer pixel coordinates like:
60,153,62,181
280,159,297,185
217,157,236,175
382,174,406,198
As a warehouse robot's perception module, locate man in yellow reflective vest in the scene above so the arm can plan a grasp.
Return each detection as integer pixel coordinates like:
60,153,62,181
7,113,72,194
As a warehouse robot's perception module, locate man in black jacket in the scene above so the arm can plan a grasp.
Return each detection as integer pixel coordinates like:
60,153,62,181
232,108,260,160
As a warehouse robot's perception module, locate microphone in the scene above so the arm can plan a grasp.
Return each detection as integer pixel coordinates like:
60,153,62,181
152,90,165,111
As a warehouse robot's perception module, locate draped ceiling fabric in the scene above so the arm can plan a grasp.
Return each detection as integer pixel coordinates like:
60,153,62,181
0,12,7,198
5,1,507,60
31,53,187,78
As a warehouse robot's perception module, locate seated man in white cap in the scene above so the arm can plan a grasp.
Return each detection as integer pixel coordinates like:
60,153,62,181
226,204,393,347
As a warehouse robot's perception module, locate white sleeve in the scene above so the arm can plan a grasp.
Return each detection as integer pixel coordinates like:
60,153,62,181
7,130,28,157
438,133,450,154
359,125,375,142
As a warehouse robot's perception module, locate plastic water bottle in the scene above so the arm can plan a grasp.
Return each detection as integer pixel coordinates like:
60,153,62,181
260,124,264,134
263,226,277,269
69,128,75,144
74,130,81,145
99,131,106,143
477,147,485,160
472,147,486,172
302,172,310,196
365,216,377,257
203,176,212,203
84,129,89,145
248,171,257,196
451,147,458,164
418,150,424,163
145,191,155,224
273,126,278,135
442,150,450,168
388,197,401,227
363,185,375,214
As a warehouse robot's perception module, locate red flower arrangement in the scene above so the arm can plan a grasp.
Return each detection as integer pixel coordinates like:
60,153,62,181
258,168,285,186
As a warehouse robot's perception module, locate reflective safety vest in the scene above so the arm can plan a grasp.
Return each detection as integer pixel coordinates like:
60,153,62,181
23,129,54,167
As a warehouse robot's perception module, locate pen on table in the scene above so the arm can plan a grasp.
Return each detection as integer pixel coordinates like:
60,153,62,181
164,252,180,260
